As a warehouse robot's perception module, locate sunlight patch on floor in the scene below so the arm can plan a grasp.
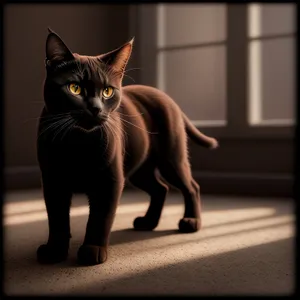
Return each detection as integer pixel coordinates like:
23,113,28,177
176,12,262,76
4,190,294,296
4,198,278,226
66,223,294,292
109,214,295,254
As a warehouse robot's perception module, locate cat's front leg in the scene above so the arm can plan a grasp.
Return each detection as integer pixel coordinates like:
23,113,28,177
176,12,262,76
77,167,124,266
37,179,72,264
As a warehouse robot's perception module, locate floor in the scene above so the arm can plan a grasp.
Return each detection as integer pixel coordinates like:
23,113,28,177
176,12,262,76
3,189,295,296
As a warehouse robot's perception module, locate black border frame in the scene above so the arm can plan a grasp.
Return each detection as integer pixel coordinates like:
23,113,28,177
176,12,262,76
0,1,298,298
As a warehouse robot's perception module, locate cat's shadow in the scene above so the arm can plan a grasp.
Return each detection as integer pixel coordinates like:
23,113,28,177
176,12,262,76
109,228,178,246
15,228,178,269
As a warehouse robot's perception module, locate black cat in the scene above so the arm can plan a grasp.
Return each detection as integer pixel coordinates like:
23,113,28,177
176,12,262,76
37,29,218,266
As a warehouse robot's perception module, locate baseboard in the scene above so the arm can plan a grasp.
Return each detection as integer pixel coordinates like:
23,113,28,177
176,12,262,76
4,166,294,198
126,171,294,198
4,166,41,191
192,171,294,198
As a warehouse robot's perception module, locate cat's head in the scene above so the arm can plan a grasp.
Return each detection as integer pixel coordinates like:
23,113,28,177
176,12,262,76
43,28,133,131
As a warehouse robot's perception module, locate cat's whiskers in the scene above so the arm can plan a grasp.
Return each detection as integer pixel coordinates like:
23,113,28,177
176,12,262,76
39,114,72,124
38,117,70,140
118,103,145,119
98,125,109,159
39,110,84,125
60,119,78,141
43,112,73,118
118,111,144,118
48,118,73,139
118,116,158,135
99,125,104,143
123,74,135,83
24,112,71,124
107,122,117,143
107,122,125,158
101,62,135,84
39,117,68,134
37,112,82,140
108,118,122,146
106,66,141,83
52,117,74,142
104,122,112,155
109,115,128,149
124,67,142,74
110,119,128,157
116,122,128,145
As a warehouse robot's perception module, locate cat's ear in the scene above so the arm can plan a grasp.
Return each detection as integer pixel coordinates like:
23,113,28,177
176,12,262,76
47,27,54,34
97,37,134,74
45,28,74,67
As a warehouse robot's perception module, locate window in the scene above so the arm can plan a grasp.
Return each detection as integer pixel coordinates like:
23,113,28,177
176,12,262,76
157,4,227,127
248,4,296,126
133,3,296,139
130,4,295,196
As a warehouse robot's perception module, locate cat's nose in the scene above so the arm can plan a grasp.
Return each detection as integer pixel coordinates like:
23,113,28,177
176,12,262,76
90,106,101,116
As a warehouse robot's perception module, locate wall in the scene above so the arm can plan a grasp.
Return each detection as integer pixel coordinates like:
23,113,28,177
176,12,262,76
4,4,130,189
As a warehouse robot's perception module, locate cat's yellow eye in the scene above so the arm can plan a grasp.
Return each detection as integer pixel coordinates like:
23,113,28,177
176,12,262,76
69,83,81,95
102,86,114,99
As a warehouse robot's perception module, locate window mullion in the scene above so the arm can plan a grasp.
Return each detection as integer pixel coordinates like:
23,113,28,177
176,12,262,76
226,4,248,133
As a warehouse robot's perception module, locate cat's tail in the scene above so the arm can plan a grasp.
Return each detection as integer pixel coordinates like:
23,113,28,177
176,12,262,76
182,113,219,149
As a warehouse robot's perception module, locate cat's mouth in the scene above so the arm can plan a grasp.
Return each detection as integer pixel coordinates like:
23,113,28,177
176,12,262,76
72,112,108,131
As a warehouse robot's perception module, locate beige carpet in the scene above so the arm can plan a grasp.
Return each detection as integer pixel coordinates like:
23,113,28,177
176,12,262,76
3,189,295,296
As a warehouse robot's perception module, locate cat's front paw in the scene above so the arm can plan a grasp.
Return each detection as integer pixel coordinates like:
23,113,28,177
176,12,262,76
77,245,107,266
178,218,201,233
37,244,69,264
133,216,158,231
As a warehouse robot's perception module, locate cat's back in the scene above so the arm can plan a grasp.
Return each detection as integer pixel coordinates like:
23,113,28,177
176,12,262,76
122,84,174,108
121,84,183,129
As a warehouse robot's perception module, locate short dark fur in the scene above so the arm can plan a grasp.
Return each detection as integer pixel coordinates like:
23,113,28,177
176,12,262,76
37,29,219,265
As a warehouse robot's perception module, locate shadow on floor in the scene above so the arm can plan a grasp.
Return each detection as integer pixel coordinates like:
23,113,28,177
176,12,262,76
68,237,295,296
4,217,294,271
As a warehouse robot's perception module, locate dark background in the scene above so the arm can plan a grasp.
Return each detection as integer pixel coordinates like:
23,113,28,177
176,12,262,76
3,3,296,197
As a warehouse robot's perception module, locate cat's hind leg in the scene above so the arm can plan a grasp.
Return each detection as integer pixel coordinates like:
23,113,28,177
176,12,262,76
129,158,169,231
158,160,202,233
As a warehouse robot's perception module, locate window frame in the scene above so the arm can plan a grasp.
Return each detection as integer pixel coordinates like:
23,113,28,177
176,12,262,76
129,4,295,140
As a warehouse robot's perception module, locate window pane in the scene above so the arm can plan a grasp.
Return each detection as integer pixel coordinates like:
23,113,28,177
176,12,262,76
158,4,226,48
158,46,226,123
248,37,295,124
248,4,296,38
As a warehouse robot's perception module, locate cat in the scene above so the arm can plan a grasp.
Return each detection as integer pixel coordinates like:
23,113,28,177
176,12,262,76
37,28,219,266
